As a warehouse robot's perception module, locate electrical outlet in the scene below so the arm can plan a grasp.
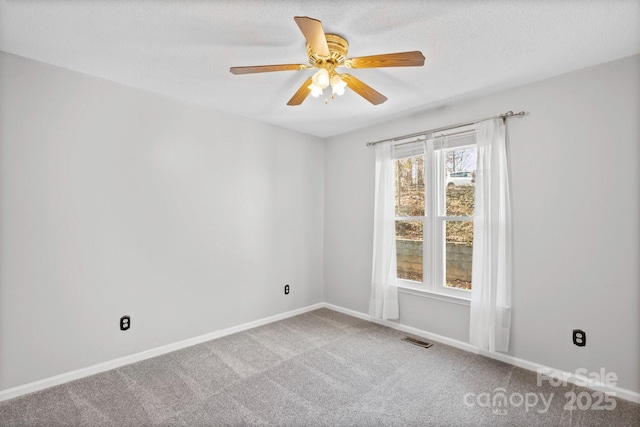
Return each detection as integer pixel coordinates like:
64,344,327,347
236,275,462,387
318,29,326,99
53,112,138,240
120,315,130,331
573,329,585,347
284,284,290,295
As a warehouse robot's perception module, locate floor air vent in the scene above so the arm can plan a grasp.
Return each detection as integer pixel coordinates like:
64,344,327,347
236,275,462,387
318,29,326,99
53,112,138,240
402,337,433,348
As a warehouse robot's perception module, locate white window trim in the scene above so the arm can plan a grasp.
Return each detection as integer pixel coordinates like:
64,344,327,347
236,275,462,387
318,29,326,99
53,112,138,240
397,283,471,307
394,128,476,301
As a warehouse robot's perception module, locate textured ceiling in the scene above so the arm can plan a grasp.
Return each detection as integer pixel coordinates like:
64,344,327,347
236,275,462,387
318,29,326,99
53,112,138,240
1,0,639,138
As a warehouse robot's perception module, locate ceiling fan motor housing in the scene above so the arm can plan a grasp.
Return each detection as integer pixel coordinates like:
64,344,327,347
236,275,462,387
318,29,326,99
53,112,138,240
307,34,349,69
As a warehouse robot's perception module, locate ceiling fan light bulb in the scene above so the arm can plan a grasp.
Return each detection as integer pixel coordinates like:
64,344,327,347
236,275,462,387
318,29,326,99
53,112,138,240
308,82,323,97
331,74,347,96
313,68,330,89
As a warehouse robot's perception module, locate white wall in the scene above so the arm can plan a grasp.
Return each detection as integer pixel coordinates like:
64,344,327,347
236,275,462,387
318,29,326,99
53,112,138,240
0,52,324,391
2,49,638,397
324,54,640,393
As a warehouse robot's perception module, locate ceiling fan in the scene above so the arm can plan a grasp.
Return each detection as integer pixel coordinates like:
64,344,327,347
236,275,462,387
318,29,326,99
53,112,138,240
229,16,425,106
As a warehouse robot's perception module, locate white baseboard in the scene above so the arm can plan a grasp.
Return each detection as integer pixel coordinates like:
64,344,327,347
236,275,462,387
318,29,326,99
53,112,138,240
322,302,640,404
2,301,639,405
0,303,324,403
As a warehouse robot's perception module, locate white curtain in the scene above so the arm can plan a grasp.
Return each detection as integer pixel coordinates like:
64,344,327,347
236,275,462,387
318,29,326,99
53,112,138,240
369,141,399,320
470,118,512,352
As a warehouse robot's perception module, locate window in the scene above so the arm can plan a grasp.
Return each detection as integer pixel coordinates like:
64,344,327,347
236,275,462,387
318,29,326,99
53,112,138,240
394,129,477,298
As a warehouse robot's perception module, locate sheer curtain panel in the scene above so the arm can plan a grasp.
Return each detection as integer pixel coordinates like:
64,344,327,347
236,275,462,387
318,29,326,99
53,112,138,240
469,118,513,352
369,141,399,320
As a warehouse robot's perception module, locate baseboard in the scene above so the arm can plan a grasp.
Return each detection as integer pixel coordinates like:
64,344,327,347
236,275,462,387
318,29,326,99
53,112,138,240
3,301,638,405
322,302,640,404
0,303,324,403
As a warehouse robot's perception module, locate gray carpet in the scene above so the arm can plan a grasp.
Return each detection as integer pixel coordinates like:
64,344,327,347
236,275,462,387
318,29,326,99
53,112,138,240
1,308,638,426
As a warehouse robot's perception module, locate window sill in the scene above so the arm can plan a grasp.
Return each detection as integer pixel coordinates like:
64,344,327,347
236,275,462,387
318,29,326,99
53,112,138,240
397,284,471,307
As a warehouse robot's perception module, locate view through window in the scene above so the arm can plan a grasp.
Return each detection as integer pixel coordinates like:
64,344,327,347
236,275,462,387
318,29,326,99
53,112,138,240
394,132,477,296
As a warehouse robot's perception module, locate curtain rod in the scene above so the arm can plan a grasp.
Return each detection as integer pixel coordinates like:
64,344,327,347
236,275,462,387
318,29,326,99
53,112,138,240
365,110,527,147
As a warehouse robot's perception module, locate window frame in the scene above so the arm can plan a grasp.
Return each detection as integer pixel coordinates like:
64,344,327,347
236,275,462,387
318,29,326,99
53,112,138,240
394,127,476,300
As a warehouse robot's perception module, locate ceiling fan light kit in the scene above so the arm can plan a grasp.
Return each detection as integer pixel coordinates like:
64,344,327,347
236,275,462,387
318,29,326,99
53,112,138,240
229,16,425,106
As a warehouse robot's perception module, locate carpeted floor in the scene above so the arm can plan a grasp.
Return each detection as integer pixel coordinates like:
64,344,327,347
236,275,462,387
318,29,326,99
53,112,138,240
0,308,638,426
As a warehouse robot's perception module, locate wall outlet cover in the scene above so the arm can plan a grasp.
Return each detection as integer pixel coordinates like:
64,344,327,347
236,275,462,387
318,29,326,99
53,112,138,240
120,315,130,331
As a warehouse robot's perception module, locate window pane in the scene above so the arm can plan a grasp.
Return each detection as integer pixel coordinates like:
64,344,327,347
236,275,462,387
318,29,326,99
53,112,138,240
395,156,424,217
396,220,423,282
445,220,473,290
444,147,477,216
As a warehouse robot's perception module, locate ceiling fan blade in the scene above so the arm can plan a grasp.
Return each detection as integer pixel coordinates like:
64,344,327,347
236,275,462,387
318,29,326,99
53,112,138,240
346,51,425,69
287,77,314,106
340,74,387,105
294,16,330,57
230,64,307,75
